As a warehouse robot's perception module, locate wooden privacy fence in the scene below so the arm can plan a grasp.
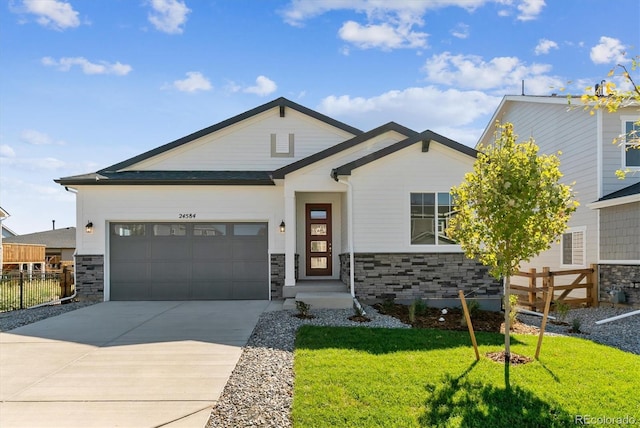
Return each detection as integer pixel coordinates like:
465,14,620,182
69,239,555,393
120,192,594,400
511,264,598,310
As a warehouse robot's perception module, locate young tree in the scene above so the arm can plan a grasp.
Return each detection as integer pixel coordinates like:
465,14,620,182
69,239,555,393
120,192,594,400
447,122,578,386
573,55,640,178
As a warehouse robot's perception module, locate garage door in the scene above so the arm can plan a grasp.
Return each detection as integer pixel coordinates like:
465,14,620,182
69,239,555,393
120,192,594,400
109,222,268,300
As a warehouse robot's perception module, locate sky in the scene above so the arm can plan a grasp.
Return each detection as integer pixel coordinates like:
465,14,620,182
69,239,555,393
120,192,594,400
1,0,638,234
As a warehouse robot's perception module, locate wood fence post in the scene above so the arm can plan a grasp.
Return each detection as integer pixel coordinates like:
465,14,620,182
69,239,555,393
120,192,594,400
589,263,599,308
528,268,536,310
543,267,552,306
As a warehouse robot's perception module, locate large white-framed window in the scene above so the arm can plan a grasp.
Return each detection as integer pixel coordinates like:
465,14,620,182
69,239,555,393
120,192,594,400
621,116,640,169
410,192,456,245
561,226,586,267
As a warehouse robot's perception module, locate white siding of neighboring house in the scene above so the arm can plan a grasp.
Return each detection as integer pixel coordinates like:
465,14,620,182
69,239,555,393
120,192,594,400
74,185,285,259
479,99,599,274
123,108,357,171
601,107,640,196
347,142,475,253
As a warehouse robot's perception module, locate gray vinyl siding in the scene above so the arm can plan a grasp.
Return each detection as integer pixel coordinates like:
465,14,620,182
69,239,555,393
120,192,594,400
601,108,640,196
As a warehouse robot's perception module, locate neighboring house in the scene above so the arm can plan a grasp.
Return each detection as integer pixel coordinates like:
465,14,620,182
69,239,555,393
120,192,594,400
478,95,640,305
55,97,500,303
3,227,76,269
0,207,9,269
2,225,17,239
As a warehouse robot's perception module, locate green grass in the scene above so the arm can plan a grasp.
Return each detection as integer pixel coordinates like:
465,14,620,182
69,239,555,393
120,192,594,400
293,326,640,427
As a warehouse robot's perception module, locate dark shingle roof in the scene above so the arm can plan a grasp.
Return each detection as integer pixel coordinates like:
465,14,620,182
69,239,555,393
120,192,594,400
597,182,640,202
272,122,417,179
4,227,76,248
55,171,274,186
332,129,477,178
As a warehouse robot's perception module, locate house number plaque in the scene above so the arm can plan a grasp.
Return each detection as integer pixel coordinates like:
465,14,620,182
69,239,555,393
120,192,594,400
178,213,196,219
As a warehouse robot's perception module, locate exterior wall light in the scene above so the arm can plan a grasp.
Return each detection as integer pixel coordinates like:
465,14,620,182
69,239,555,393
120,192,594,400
279,220,285,233
85,221,94,234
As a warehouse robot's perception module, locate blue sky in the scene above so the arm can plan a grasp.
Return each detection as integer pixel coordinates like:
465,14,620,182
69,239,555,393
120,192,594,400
1,0,638,234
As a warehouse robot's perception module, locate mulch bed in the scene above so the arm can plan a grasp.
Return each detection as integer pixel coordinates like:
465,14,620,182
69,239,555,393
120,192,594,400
374,303,543,365
374,303,539,334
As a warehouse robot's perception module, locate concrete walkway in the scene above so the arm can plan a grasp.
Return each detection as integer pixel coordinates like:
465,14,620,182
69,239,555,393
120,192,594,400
0,301,273,428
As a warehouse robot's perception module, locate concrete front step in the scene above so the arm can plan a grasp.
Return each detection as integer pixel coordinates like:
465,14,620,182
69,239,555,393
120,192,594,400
283,291,354,310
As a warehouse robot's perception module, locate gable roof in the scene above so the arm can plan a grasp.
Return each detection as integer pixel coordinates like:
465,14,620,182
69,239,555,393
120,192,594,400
3,227,76,248
332,129,478,179
272,122,417,179
99,97,363,173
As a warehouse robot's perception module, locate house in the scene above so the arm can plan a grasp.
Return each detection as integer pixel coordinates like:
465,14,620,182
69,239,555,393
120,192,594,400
3,227,76,270
55,97,500,305
0,206,9,268
478,95,640,306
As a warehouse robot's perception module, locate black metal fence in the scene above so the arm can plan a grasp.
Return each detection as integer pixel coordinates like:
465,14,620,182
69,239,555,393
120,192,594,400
0,271,74,312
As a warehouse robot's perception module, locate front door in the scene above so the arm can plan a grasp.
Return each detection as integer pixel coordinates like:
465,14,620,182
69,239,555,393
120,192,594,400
305,204,332,276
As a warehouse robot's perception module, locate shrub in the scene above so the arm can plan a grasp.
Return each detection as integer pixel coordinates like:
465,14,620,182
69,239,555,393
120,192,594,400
296,301,311,318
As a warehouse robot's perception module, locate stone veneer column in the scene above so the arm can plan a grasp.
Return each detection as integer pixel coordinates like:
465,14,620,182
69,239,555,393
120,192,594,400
74,254,104,301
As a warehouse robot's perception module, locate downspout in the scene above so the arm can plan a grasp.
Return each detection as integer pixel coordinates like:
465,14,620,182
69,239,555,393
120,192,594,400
336,177,355,297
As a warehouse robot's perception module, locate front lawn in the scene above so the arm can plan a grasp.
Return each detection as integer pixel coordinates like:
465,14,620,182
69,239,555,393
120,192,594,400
293,326,639,427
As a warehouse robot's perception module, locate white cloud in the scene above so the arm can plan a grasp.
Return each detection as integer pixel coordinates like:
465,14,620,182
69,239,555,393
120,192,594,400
516,0,545,21
534,38,558,55
0,144,16,158
450,22,470,39
244,76,277,96
590,36,628,64
422,52,563,94
338,20,427,50
148,0,190,34
20,0,80,30
172,72,212,93
20,129,66,146
42,57,132,75
318,86,500,146
281,0,486,26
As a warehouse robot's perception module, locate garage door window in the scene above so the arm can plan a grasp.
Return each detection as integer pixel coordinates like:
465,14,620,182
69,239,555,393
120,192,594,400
153,224,186,236
194,224,226,236
234,223,267,236
113,224,145,237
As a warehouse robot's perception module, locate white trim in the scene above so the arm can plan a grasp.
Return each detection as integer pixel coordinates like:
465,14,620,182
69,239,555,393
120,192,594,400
621,116,640,170
560,226,587,268
597,109,603,199
588,194,640,209
599,260,640,265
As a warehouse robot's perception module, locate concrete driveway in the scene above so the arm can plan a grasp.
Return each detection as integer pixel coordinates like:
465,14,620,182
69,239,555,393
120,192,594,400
0,301,272,428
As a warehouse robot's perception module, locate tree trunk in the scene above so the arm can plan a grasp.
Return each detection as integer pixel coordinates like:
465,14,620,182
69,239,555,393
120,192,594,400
504,275,511,389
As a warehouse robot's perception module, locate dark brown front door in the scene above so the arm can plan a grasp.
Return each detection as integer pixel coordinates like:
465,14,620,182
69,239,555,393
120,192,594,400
305,204,332,276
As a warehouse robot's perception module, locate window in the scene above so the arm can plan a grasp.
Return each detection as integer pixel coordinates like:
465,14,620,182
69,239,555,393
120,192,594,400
113,223,145,237
410,192,456,245
623,119,640,168
561,228,585,266
153,224,186,236
271,133,294,157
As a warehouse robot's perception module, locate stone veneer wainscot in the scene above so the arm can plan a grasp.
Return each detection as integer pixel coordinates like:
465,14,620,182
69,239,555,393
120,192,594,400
340,253,501,302
75,254,104,301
